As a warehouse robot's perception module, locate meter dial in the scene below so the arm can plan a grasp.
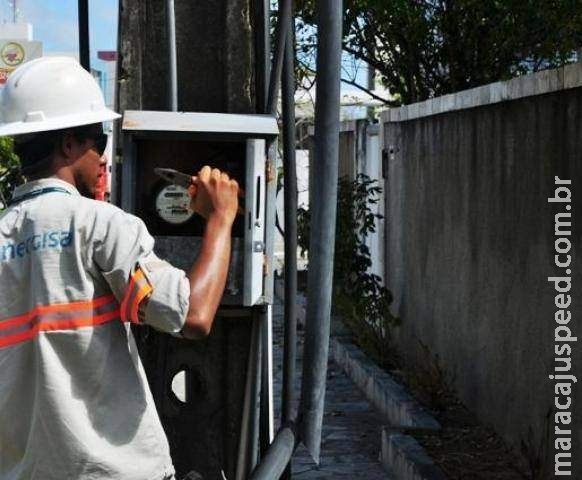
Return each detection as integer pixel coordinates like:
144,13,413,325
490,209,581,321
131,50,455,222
155,184,194,225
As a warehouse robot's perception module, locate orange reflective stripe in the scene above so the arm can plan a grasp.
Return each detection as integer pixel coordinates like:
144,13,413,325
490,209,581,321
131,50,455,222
0,294,116,331
38,294,115,314
36,309,120,333
120,268,152,324
131,284,153,325
0,310,120,349
0,295,120,349
120,269,141,322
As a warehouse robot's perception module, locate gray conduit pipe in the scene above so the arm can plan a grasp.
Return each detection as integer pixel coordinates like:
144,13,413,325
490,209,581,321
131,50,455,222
235,316,260,480
167,0,178,111
250,1,343,476
255,0,270,113
299,0,343,463
259,306,273,455
248,309,263,473
266,0,293,115
249,425,298,479
280,16,298,480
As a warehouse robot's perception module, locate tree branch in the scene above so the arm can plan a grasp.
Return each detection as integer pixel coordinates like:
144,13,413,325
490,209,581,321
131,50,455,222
339,78,399,106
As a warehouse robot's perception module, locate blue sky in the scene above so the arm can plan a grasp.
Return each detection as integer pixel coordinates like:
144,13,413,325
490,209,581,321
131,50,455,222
8,0,118,71
9,1,370,98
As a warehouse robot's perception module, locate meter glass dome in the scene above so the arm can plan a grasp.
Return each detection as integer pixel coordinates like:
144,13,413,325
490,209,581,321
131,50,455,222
155,184,194,224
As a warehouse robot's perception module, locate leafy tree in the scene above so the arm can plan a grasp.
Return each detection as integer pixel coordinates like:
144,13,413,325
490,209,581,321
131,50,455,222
0,137,23,209
296,0,582,104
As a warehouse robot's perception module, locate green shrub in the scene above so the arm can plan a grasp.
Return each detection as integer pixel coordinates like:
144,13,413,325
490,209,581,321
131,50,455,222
0,137,23,209
298,173,399,365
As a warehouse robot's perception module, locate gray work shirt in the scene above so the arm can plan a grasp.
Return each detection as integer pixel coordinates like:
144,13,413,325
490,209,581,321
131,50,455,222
0,178,189,480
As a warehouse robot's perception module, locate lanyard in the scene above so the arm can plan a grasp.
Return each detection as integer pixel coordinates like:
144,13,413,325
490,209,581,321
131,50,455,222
8,187,72,207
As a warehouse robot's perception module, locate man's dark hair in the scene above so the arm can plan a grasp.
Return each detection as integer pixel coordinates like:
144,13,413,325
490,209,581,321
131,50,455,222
14,124,102,177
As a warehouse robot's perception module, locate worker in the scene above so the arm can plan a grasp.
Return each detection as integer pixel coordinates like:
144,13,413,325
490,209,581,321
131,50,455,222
0,56,238,479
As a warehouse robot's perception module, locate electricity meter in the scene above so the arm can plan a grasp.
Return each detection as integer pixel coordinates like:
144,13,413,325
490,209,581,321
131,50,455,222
155,184,194,225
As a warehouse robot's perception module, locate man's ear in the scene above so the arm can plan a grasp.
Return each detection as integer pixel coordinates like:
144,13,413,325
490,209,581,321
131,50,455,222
60,131,78,162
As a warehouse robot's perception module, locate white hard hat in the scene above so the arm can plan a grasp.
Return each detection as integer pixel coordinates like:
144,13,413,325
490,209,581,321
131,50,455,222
0,56,121,137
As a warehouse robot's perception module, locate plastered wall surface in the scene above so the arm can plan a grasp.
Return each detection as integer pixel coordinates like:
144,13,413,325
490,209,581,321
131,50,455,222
383,76,582,475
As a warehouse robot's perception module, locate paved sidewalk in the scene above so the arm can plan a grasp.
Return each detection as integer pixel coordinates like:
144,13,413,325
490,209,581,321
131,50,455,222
272,302,391,479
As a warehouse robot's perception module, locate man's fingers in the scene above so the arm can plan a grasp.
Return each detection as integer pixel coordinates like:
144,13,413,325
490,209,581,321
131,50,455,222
198,165,211,180
192,166,240,205
211,168,222,182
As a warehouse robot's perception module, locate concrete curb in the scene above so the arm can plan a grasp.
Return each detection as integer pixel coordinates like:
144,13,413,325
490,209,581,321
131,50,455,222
380,428,447,480
330,337,441,431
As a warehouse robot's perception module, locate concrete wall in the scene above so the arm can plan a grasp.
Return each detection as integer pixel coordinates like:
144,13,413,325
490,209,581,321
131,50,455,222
382,64,582,475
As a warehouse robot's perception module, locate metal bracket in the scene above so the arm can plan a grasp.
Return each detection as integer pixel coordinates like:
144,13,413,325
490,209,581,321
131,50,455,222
382,144,398,179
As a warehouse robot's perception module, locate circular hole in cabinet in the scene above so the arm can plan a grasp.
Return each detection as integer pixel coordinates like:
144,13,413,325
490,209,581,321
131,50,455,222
171,369,187,404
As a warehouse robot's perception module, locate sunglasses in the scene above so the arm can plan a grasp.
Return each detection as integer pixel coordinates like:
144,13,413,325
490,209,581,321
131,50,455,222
89,133,108,157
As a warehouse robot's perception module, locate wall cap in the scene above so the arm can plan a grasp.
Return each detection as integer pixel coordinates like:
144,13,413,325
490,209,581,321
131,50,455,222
380,63,582,123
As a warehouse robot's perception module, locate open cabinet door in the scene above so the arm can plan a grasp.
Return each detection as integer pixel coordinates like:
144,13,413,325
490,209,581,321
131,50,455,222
244,138,266,306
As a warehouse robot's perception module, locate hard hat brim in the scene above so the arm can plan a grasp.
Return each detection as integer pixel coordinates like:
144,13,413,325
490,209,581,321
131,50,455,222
0,108,122,137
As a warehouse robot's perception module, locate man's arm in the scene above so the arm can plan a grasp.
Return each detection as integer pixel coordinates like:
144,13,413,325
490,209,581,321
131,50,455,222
181,166,239,339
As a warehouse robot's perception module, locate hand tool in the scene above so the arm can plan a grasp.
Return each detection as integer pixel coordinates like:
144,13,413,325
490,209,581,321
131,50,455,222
154,167,244,215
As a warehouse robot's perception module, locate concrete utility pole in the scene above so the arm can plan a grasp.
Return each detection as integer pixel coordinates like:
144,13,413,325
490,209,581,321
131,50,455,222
118,1,256,478
118,0,253,114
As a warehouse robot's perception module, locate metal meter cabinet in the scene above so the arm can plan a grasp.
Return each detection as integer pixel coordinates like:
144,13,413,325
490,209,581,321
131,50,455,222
118,111,278,478
120,110,279,307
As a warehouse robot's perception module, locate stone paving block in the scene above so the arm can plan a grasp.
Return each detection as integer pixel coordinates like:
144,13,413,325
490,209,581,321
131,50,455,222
325,401,372,412
333,454,374,464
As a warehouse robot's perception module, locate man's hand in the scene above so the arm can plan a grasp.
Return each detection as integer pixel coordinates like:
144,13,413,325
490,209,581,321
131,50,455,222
189,166,239,224
181,165,238,339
